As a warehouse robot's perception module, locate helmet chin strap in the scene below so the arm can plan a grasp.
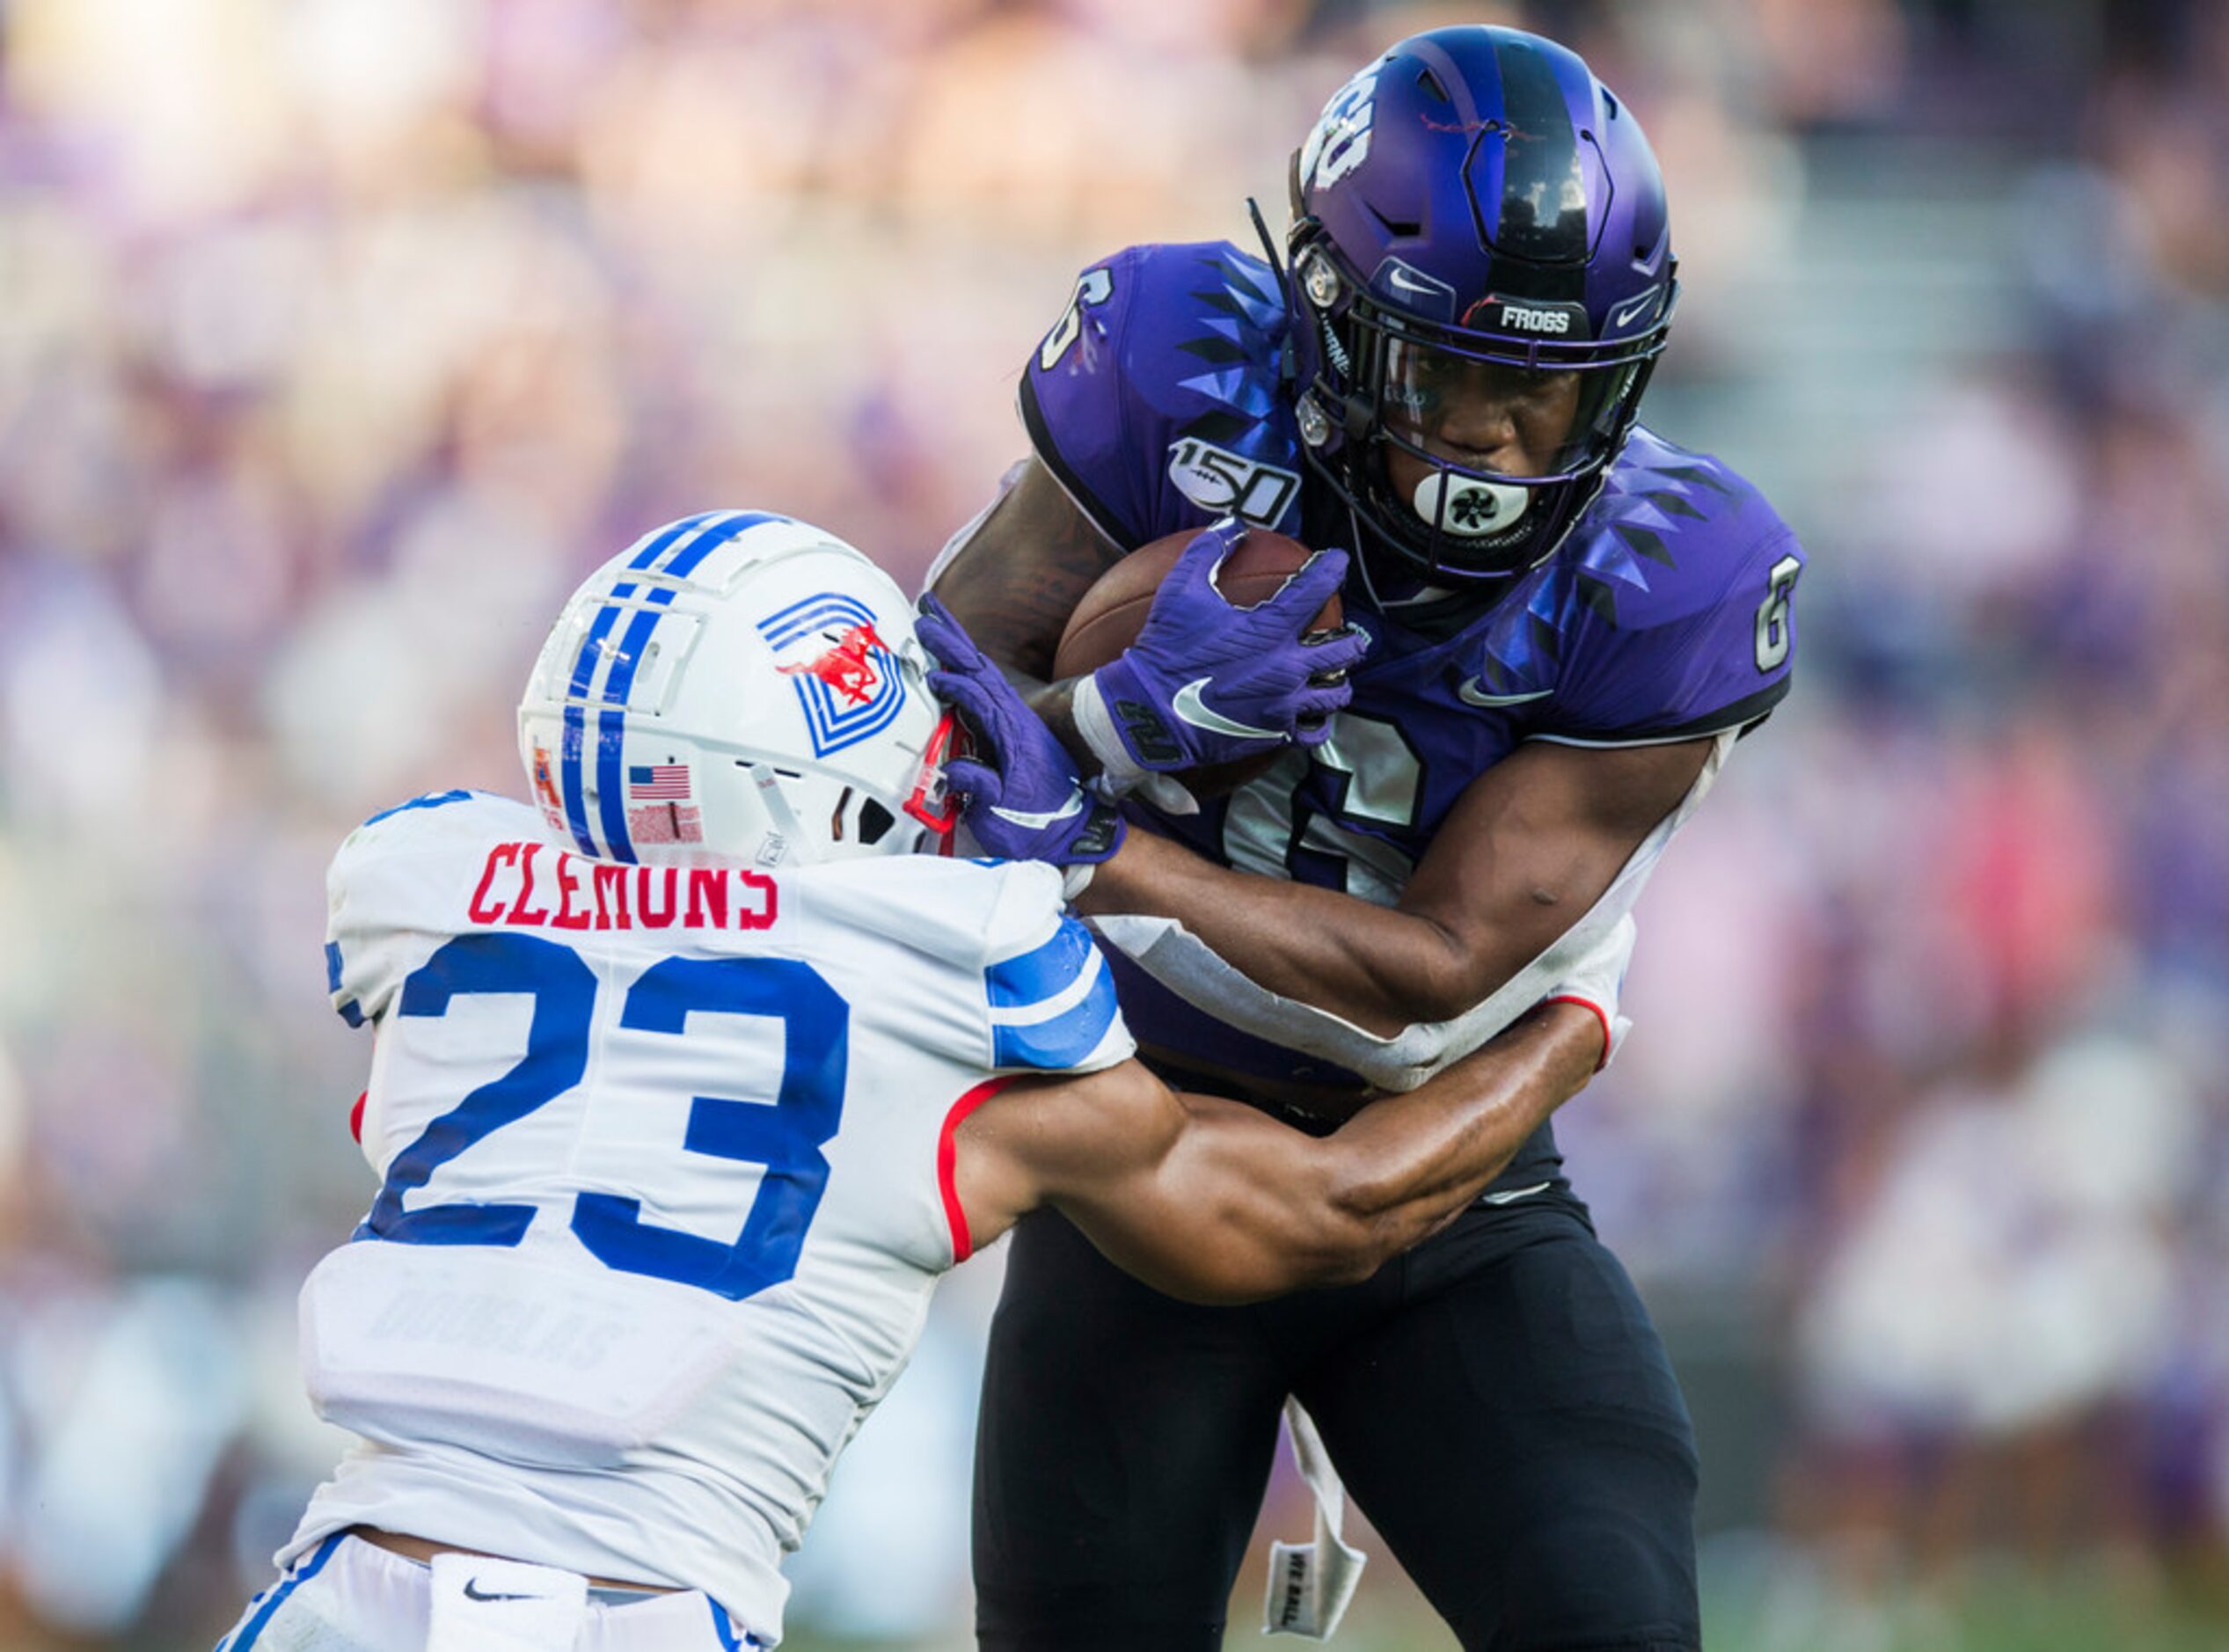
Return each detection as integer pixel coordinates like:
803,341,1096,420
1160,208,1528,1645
1412,471,1531,539
1341,495,1391,610
749,764,813,866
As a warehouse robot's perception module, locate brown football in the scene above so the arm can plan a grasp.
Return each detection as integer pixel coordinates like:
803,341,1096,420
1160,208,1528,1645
1052,527,1341,798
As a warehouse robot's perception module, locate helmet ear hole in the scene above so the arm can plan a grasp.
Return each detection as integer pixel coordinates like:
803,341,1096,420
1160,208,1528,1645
827,788,899,850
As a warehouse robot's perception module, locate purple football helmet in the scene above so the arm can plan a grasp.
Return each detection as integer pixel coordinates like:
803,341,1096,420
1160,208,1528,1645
1285,26,1676,583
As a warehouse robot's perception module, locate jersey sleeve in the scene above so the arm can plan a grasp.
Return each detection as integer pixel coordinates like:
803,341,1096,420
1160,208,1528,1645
978,862,1136,1076
1019,242,1305,551
800,856,1137,1078
1019,248,1149,546
1544,518,1804,746
324,790,532,1027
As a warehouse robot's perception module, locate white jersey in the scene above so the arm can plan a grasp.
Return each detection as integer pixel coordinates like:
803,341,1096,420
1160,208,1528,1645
286,792,1132,1644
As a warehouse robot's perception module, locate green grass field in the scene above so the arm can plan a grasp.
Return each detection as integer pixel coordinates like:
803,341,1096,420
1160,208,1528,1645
758,1548,2229,1652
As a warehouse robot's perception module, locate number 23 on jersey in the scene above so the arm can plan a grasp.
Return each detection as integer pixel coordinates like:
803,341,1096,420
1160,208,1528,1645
361,932,847,1304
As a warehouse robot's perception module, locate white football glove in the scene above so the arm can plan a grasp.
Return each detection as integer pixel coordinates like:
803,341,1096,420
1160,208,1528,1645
1541,913,1637,1071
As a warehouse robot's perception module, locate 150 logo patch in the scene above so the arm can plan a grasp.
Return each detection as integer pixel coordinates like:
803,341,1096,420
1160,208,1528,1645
1167,437,1301,527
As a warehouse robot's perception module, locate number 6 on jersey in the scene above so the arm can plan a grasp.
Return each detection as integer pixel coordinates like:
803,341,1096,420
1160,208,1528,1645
1754,553,1801,672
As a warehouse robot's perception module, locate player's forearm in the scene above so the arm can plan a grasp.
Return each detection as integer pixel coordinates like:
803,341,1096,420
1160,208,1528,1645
1073,828,1538,1036
926,457,1124,684
1319,1000,1599,1255
1043,1001,1600,1305
1178,1002,1599,1300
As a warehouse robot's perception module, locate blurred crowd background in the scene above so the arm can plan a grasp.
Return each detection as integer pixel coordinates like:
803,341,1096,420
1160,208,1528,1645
0,0,2224,1646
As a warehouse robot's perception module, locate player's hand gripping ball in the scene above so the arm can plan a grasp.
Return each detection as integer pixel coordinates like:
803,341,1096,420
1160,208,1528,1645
1056,521,1367,797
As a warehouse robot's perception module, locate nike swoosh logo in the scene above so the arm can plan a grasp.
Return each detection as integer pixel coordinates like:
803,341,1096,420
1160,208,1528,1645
462,1579,534,1602
1385,267,1441,296
1172,679,1282,742
1609,289,1661,331
990,789,1085,830
1480,1181,1552,1206
1455,681,1553,708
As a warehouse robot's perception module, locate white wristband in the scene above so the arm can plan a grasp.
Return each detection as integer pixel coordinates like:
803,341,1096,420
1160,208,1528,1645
1070,673,1146,793
1071,674,1198,816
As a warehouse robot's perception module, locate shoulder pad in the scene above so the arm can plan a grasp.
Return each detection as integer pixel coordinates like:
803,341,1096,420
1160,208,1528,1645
325,791,535,1026
981,877,1131,1074
1568,428,1794,631
800,856,1134,1076
1539,431,1805,742
1021,241,1305,549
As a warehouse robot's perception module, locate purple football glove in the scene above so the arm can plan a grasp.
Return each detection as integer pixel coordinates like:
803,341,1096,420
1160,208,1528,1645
916,596,1126,877
1071,521,1370,795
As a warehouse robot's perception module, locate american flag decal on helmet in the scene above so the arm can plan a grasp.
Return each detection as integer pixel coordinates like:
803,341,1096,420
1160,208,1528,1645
628,764,691,800
761,594,906,757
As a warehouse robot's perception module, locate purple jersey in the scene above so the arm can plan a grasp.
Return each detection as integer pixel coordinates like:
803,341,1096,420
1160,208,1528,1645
1023,239,1803,1092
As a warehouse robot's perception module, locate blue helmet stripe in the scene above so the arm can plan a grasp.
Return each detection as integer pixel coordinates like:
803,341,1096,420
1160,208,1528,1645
565,584,636,701
662,509,787,577
601,592,675,701
593,587,681,866
559,587,636,858
625,509,723,570
595,707,633,862
623,508,786,578
559,704,598,858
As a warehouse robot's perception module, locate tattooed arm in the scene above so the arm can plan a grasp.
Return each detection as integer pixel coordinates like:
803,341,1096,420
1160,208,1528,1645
927,457,1126,761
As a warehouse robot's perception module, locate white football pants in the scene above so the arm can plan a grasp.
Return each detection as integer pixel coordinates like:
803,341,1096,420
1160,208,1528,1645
216,1533,763,1651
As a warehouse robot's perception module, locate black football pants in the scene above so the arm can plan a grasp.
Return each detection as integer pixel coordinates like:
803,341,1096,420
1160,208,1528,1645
972,1197,1700,1651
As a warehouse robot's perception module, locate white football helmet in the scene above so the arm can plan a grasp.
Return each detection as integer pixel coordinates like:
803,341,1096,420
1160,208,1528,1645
518,510,956,869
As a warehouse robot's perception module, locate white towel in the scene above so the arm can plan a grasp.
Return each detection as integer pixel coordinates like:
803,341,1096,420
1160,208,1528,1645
1261,1398,1367,1639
